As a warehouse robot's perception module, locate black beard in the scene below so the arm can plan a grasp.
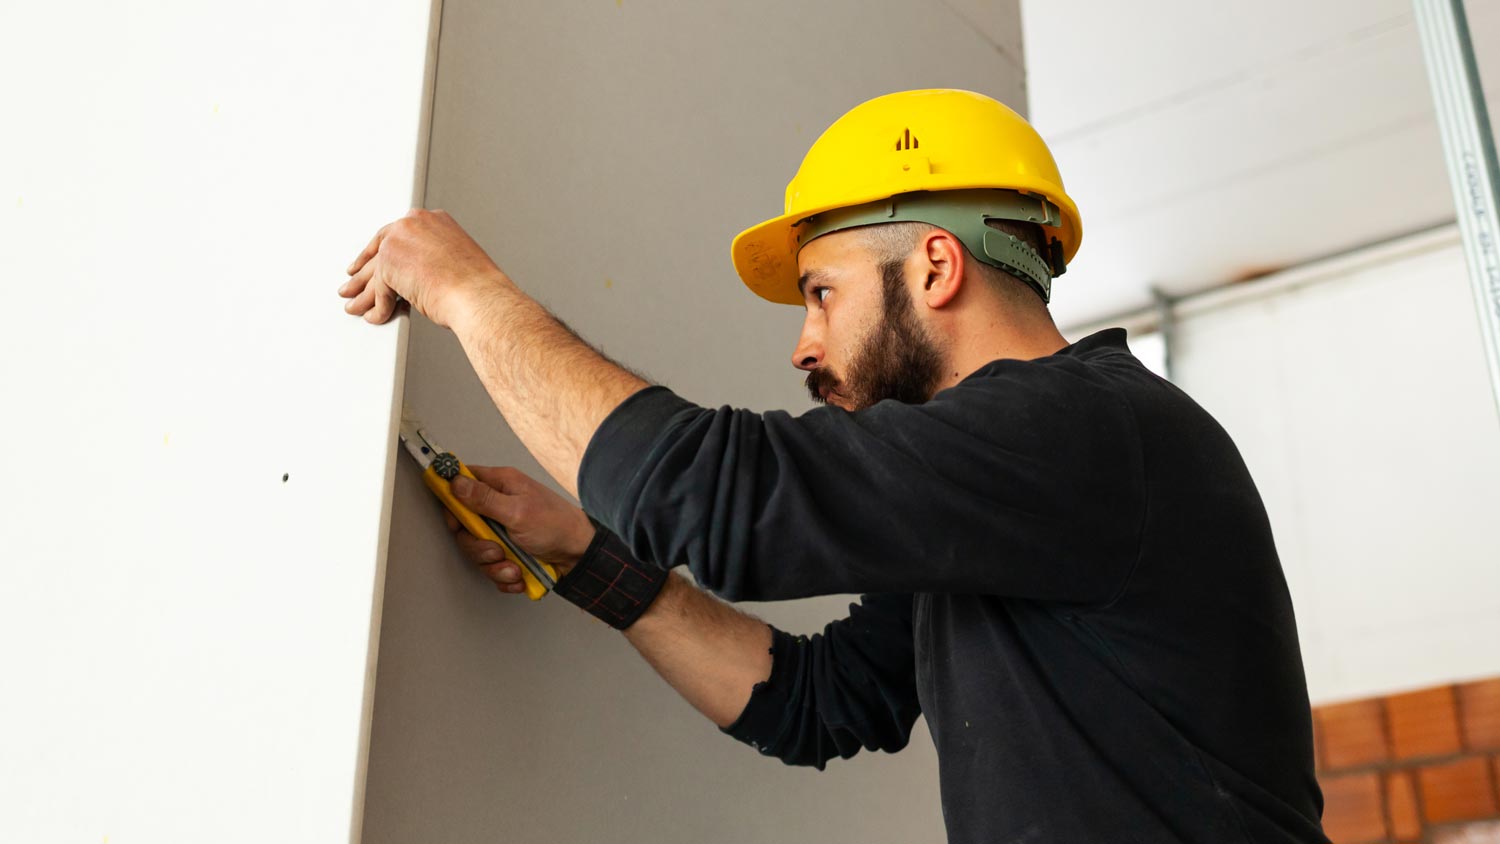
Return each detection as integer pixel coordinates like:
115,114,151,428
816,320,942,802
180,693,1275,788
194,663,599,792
804,260,945,410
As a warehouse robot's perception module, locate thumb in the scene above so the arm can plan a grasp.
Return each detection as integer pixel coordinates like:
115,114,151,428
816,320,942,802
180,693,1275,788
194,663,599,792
451,475,505,518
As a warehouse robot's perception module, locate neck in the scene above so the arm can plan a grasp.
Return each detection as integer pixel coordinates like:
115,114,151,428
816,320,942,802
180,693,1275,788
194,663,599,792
930,306,1068,394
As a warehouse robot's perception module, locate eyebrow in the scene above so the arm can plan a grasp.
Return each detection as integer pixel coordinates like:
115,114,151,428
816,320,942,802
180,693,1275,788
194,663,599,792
797,268,830,300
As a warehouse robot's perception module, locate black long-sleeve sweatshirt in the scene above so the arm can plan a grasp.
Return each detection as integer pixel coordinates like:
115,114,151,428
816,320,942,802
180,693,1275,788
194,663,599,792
576,328,1328,843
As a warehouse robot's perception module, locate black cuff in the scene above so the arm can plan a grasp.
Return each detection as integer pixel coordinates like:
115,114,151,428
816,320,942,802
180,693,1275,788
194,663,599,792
721,626,804,752
553,518,670,630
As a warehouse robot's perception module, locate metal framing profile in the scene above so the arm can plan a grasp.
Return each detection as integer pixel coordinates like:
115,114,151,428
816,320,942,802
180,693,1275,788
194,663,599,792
1414,0,1500,420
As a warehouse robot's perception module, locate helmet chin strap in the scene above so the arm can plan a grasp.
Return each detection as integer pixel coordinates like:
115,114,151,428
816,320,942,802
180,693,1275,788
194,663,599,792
793,189,1066,303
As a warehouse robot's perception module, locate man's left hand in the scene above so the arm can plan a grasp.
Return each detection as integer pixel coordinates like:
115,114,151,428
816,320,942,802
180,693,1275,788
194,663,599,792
340,208,506,327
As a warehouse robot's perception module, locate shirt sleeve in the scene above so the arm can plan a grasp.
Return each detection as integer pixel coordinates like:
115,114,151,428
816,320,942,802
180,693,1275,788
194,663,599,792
577,359,1144,602
720,593,920,770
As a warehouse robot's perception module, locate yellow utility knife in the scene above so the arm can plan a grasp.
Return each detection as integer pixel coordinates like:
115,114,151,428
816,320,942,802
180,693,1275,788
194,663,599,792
399,412,558,601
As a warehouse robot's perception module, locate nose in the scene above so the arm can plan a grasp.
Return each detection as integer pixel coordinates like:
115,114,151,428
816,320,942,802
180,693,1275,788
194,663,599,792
791,316,823,373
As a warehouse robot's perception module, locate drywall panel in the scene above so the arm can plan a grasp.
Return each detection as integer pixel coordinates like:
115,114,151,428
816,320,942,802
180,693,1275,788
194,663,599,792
361,2,1025,842
0,2,435,841
1171,233,1500,705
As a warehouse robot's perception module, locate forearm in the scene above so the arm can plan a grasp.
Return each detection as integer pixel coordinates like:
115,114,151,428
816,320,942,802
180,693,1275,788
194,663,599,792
450,278,649,498
553,529,919,765
622,573,773,728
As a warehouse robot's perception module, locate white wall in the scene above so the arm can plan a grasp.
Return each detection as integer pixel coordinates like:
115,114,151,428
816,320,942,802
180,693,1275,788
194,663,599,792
360,2,1026,842
1023,0,1500,329
0,3,434,841
1164,229,1500,705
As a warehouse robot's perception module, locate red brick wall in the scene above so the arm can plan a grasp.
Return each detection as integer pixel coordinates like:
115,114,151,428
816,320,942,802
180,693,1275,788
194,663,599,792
1314,678,1500,843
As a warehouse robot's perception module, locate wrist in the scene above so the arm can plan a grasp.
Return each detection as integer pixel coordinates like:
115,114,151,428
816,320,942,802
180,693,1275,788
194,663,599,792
552,524,670,630
562,515,598,565
544,514,599,577
446,270,518,334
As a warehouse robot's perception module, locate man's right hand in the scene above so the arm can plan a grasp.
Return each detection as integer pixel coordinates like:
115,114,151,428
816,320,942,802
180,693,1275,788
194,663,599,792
444,466,597,594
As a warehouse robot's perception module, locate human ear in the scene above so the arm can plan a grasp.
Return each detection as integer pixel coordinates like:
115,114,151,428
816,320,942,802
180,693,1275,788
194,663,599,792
922,229,964,309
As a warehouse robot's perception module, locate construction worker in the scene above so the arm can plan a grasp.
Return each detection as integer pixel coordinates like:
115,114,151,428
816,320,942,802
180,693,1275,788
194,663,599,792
340,89,1328,843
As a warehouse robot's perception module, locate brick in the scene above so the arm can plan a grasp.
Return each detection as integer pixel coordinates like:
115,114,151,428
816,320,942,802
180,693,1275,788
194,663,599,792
1321,772,1387,843
1385,770,1422,840
1317,698,1390,770
1418,757,1499,824
1458,679,1500,751
1389,685,1463,760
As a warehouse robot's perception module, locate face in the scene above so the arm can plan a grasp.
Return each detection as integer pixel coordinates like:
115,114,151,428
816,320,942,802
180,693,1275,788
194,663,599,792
792,229,945,411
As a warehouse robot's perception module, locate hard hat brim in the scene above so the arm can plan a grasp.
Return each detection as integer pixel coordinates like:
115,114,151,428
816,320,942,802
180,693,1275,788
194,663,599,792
731,207,811,307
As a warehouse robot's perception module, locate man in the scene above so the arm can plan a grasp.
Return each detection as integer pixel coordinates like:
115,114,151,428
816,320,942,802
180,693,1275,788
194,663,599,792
339,89,1328,843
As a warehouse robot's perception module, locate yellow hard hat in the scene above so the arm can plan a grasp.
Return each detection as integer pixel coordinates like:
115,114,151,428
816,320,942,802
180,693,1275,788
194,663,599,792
731,89,1082,306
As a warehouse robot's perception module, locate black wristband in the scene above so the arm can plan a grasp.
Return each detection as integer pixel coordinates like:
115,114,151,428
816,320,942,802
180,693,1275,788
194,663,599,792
553,518,669,630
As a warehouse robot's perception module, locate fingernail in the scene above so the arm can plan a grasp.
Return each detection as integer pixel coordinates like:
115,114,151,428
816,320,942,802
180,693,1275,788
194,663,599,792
481,549,502,562
451,476,472,496
499,566,520,583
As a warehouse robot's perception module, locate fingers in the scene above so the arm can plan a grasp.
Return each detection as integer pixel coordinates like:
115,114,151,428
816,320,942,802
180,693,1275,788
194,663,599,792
450,525,526,592
453,526,506,563
342,277,399,325
365,283,399,325
449,473,518,523
440,466,534,598
482,562,525,589
341,224,396,322
347,224,391,276
344,280,378,315
338,261,375,299
466,465,528,495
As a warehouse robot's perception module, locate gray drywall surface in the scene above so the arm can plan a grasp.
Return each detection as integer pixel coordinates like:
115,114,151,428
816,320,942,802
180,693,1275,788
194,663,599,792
362,3,1025,842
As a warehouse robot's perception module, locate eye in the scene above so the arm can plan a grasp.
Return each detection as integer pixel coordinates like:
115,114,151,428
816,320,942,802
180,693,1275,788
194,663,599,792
813,286,831,304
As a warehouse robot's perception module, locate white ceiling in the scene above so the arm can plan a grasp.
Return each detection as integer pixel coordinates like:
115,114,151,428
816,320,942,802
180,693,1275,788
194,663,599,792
1020,0,1500,329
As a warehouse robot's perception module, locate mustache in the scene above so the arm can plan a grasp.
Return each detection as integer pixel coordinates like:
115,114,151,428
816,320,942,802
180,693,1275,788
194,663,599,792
804,367,841,404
